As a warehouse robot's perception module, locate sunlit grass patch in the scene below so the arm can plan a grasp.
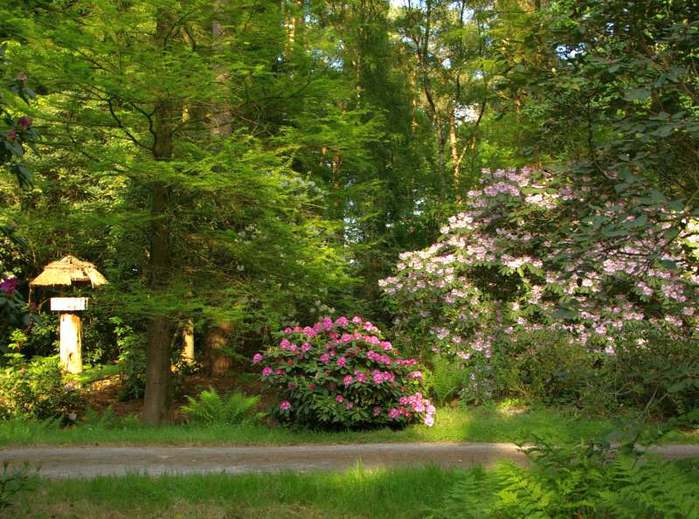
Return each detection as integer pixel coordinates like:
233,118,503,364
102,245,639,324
0,405,695,447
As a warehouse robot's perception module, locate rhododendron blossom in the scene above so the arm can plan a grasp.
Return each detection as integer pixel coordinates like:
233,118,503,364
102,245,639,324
381,167,697,359
254,316,435,428
0,276,18,295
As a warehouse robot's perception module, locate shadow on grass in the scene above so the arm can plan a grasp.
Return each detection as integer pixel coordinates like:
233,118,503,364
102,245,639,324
15,464,460,519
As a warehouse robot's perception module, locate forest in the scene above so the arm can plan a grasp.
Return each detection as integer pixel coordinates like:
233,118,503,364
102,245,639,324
0,0,698,517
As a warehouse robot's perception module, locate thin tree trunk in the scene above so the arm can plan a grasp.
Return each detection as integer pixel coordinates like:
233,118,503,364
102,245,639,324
449,109,461,191
180,318,195,365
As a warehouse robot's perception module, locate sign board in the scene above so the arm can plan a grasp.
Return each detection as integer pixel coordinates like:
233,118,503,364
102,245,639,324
50,297,89,312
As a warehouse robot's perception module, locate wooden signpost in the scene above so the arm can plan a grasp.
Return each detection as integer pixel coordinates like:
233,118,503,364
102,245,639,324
31,256,108,375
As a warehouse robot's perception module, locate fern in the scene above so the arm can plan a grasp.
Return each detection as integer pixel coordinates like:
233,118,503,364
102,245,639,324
429,440,699,518
181,388,262,425
428,356,468,406
0,462,35,510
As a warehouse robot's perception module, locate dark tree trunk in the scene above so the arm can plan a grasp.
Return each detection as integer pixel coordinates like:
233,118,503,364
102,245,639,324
143,164,174,425
143,9,176,425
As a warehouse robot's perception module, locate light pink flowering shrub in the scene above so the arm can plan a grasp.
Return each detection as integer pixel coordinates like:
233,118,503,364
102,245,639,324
253,316,435,429
381,167,698,360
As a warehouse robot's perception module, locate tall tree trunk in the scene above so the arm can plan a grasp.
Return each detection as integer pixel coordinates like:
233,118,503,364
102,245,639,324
143,177,173,424
143,10,176,426
200,1,236,379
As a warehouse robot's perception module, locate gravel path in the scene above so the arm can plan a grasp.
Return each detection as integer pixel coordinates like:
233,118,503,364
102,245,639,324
2,443,698,479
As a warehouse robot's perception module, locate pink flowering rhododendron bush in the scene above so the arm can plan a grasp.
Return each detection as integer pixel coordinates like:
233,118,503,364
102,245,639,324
381,167,698,361
252,316,435,429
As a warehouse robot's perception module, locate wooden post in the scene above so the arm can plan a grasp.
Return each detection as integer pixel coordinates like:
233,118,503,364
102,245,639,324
59,313,83,374
51,297,89,374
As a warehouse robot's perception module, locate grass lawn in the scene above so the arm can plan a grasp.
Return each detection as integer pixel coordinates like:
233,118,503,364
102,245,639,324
10,466,457,518
1,403,695,447
10,459,699,518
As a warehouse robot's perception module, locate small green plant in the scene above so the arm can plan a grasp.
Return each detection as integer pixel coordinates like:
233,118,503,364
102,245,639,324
81,406,122,429
181,388,262,425
427,356,468,406
7,329,27,352
0,462,35,510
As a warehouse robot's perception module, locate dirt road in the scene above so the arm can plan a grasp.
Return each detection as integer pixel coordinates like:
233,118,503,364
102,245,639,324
2,442,698,479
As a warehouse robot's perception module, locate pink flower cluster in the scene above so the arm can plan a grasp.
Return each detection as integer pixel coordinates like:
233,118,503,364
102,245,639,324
253,316,434,429
371,370,395,384
366,350,392,365
392,393,436,427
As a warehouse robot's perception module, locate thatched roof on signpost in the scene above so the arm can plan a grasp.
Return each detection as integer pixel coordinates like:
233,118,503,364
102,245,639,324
30,255,108,289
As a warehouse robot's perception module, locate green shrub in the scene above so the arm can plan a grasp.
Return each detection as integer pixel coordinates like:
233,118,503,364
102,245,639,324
430,440,699,518
451,325,697,418
447,330,602,407
181,388,262,425
490,330,601,407
604,326,699,418
16,315,58,357
0,354,85,422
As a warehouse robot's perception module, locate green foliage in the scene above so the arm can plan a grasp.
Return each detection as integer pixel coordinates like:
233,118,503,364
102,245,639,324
8,314,57,357
0,462,34,511
430,441,699,518
0,406,629,447
0,281,31,345
495,0,699,245
489,330,601,407
80,406,140,431
181,388,261,426
451,326,699,418
606,326,699,418
0,354,84,422
111,317,146,401
426,355,469,406
0,40,38,188
0,0,696,429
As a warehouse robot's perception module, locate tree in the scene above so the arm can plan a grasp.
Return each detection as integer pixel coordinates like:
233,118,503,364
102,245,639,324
489,0,699,256
12,0,354,423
